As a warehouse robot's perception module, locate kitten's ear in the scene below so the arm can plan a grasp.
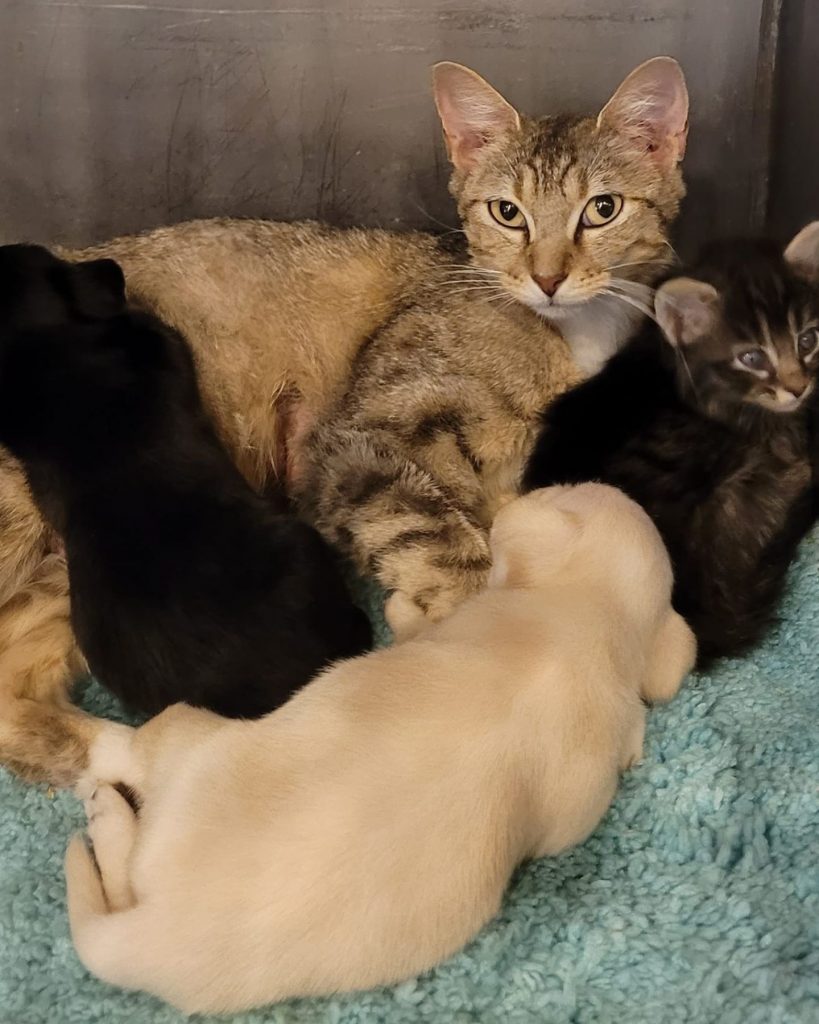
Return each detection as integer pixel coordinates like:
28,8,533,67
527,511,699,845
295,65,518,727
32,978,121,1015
655,277,720,347
432,62,520,173
597,56,689,168
784,221,819,280
68,258,126,319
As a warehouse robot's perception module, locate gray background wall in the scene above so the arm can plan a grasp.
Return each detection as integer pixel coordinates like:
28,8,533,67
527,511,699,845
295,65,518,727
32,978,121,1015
0,0,808,254
769,0,819,240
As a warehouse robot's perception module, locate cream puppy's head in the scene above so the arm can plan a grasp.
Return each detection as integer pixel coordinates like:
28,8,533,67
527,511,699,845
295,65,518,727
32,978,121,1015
489,483,675,623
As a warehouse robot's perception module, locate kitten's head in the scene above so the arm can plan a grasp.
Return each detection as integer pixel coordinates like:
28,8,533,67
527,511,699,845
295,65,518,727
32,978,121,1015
655,223,819,417
432,57,687,321
0,245,199,463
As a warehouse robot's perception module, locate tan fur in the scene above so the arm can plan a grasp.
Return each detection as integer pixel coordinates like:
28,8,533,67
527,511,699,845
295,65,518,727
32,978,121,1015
62,220,443,489
0,456,95,785
0,59,686,783
65,484,695,1014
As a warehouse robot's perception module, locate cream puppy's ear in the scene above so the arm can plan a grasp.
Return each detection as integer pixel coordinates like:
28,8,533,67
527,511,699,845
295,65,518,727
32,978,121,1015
489,489,581,589
642,609,696,704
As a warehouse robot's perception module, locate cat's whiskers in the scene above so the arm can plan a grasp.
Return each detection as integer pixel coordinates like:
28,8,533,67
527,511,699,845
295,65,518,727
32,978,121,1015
606,258,671,273
661,239,682,264
607,277,656,297
409,199,463,235
440,266,511,297
439,275,501,285
599,285,657,324
673,345,702,402
440,276,504,287
498,150,519,184
443,283,511,298
440,266,504,279
443,279,519,308
606,277,656,302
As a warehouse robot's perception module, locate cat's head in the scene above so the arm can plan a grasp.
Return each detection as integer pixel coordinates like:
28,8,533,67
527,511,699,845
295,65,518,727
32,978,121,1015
655,223,819,417
0,245,199,463
432,57,687,322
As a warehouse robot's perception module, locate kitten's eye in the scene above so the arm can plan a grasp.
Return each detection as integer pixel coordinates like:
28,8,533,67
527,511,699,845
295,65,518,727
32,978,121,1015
796,327,819,358
737,349,768,371
488,199,526,230
580,193,624,229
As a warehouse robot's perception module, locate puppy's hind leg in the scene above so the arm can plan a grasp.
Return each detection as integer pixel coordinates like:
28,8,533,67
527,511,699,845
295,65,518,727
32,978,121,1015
620,713,646,772
85,784,138,912
65,835,152,996
642,610,697,705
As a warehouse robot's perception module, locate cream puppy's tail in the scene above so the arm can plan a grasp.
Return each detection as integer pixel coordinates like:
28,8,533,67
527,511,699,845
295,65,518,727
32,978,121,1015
64,834,144,990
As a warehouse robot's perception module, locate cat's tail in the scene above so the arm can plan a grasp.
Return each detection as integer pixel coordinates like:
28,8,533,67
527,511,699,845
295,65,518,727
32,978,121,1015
64,835,148,991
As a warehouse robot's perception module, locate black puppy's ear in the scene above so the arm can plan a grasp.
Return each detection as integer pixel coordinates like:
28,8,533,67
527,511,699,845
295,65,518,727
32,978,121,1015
67,258,127,319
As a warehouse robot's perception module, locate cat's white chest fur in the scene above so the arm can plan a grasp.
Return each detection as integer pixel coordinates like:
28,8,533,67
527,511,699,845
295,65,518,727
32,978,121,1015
549,296,644,376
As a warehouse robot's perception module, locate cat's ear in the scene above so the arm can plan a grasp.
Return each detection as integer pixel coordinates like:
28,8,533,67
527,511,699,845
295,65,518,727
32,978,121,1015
432,62,520,173
597,56,689,168
655,277,719,347
68,258,126,319
784,221,819,280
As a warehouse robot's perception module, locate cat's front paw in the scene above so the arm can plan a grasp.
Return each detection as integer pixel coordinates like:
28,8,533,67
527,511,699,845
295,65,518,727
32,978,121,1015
384,591,429,642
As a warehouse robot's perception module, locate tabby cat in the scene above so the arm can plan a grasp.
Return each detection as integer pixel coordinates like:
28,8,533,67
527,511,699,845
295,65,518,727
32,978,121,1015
0,57,687,783
524,225,819,663
296,57,688,634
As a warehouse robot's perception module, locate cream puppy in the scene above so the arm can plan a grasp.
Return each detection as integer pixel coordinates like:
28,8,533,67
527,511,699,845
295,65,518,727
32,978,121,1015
65,483,696,1014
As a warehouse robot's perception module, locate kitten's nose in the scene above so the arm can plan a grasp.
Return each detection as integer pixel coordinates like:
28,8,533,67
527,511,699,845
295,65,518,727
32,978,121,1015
533,273,566,298
784,381,808,398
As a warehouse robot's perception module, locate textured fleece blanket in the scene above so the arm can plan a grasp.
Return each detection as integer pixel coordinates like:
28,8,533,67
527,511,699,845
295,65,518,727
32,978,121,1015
0,538,817,1024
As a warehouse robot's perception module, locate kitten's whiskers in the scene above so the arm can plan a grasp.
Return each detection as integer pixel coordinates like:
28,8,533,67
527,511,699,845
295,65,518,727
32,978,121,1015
673,346,702,403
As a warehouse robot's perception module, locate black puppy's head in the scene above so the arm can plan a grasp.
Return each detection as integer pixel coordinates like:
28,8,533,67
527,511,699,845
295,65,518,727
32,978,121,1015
0,245,199,466
0,244,126,327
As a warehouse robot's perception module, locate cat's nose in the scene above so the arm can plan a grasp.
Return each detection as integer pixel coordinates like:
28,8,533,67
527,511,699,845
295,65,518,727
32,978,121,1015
784,381,808,398
533,273,567,298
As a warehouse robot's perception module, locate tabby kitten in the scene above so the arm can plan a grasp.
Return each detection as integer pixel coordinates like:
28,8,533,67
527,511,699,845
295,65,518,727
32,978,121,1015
297,57,688,635
524,224,819,663
0,57,686,784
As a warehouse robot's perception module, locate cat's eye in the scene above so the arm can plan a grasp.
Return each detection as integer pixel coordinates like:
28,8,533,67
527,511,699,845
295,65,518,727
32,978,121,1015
737,349,769,371
488,199,527,230
796,327,819,358
580,193,624,229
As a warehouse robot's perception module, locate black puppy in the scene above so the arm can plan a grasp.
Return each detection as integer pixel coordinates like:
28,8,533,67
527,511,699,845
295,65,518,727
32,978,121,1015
0,244,371,718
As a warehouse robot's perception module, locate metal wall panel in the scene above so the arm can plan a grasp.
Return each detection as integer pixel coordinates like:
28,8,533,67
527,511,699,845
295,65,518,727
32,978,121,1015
769,0,819,241
1,0,772,253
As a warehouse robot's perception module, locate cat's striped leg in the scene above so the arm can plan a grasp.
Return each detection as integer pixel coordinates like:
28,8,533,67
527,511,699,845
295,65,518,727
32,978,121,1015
300,432,492,635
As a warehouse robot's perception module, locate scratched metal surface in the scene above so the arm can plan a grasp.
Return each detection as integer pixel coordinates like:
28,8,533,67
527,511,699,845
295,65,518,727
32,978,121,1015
769,0,819,240
2,0,771,252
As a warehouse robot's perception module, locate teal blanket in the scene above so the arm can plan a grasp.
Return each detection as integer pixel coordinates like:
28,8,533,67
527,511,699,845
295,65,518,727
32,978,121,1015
1,537,817,1024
